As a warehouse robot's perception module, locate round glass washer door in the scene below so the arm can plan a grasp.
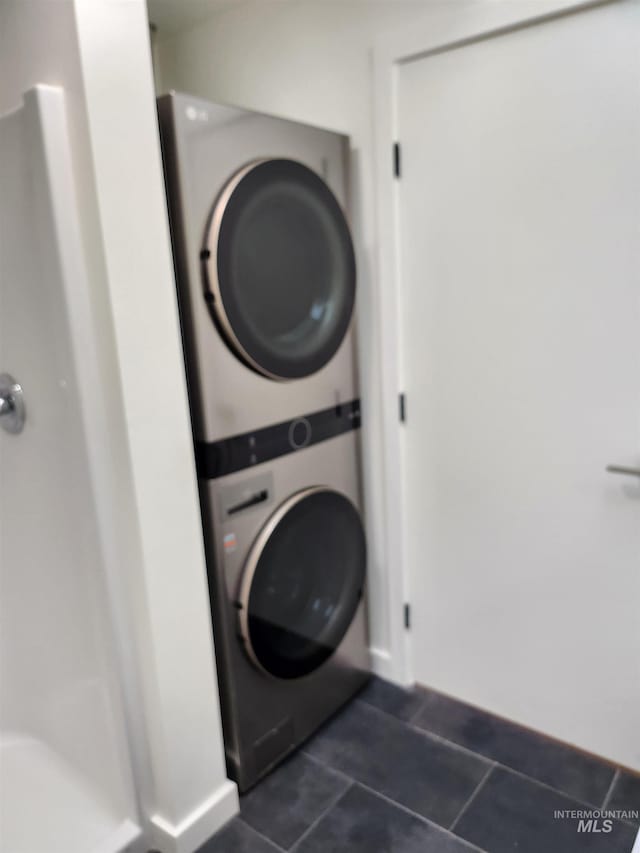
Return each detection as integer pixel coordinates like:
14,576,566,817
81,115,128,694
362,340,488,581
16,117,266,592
238,486,366,679
202,158,356,381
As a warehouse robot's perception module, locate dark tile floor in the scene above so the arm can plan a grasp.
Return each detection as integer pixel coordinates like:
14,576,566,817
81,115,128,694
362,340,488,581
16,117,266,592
197,678,640,853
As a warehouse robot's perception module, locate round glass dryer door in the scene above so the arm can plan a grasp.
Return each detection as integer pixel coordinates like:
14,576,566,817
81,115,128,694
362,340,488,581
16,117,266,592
202,159,356,380
238,487,366,679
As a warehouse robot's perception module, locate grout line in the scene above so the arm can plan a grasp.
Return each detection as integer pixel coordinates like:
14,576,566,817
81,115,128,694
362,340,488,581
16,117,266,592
488,762,608,810
288,781,354,852
302,749,354,784
306,718,638,829
352,698,492,770
406,721,629,816
407,695,429,726
308,717,614,820
353,780,489,853
412,680,627,775
301,750,488,853
302,694,637,835
601,769,620,810
407,704,427,726
236,817,287,852
356,695,423,727
359,685,428,727
479,762,638,828
407,722,496,766
449,763,496,832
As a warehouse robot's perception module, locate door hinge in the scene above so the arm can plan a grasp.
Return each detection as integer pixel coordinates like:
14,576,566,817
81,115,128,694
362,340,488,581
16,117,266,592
393,142,401,178
404,603,411,630
399,392,406,423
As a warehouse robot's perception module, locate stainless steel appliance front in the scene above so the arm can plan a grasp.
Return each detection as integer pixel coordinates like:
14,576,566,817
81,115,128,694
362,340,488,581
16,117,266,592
158,92,359,443
158,92,369,791
202,432,369,790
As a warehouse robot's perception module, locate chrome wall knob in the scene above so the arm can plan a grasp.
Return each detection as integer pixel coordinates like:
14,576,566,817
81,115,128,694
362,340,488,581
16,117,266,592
0,374,26,434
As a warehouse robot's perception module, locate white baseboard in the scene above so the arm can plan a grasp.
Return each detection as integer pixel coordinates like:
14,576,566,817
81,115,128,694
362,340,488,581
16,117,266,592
369,646,393,679
92,820,143,853
150,779,239,853
369,646,413,688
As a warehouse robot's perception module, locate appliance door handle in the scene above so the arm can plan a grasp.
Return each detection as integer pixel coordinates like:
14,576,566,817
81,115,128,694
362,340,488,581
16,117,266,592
227,489,269,516
606,465,640,478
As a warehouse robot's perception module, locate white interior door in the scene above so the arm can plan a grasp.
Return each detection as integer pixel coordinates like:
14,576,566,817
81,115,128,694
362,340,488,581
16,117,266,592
397,0,640,769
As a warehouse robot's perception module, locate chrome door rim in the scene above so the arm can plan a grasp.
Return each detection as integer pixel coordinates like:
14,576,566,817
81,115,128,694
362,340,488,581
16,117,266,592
202,158,356,382
237,484,352,678
202,158,283,380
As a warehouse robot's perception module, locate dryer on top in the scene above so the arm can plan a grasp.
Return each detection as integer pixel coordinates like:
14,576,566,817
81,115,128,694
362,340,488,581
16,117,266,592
157,92,359,443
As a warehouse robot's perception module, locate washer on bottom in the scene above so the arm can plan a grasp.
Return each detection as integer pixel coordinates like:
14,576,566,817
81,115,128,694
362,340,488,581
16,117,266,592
200,428,369,791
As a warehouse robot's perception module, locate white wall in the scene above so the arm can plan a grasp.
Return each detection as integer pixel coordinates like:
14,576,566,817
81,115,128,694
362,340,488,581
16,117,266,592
1,2,237,851
154,0,464,678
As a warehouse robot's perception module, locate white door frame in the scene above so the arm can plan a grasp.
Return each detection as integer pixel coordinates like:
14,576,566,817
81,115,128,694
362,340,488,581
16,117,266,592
371,0,609,687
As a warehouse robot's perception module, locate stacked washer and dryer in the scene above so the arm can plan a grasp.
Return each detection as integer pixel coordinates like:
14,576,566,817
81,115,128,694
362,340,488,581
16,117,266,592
158,93,369,791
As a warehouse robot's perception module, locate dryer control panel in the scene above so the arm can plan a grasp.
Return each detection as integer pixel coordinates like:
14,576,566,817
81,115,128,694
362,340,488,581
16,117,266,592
197,398,361,479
